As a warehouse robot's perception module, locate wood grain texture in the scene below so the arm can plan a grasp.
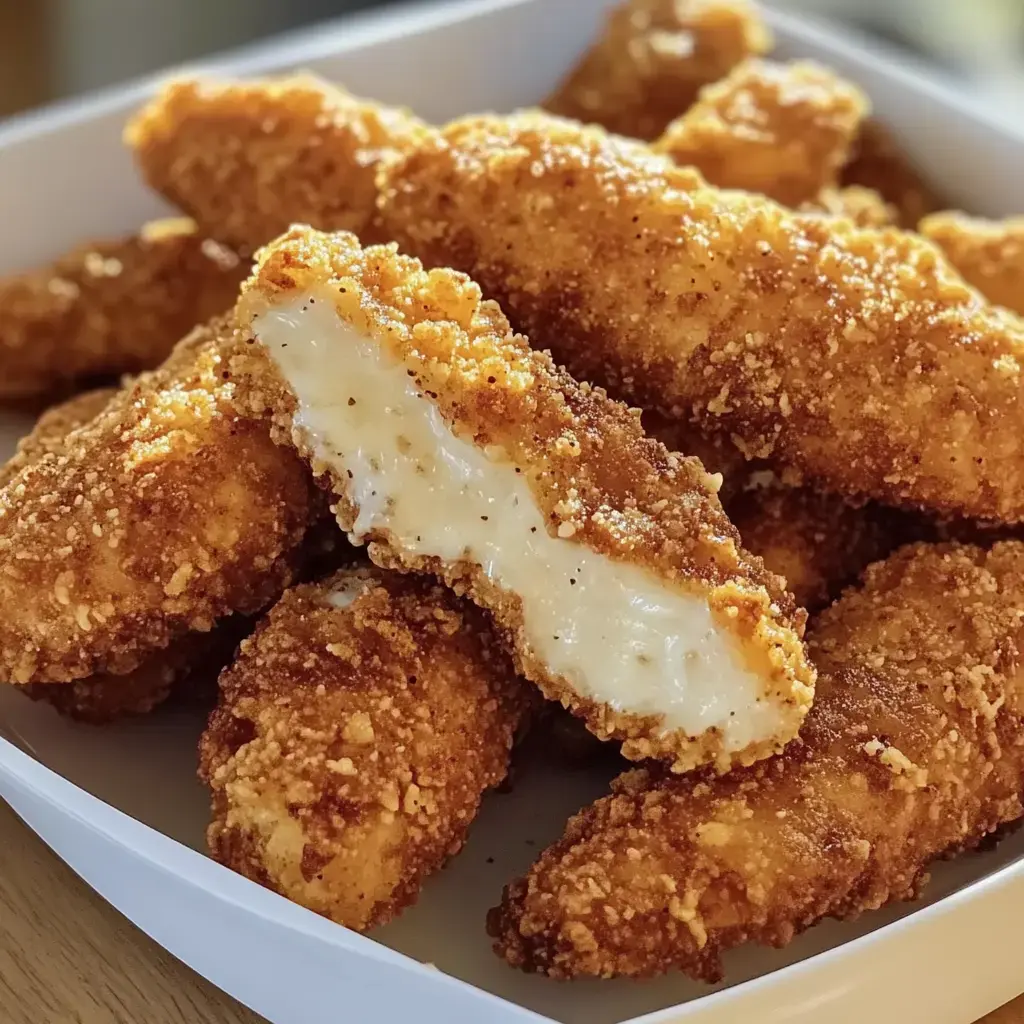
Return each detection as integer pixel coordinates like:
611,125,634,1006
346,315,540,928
0,799,261,1024
0,793,1020,1023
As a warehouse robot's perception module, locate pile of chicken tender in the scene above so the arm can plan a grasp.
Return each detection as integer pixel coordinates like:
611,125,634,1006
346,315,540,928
5,0,1024,985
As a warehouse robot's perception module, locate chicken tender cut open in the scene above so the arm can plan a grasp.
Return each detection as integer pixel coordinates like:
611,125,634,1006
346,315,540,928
653,58,867,207
491,541,1024,980
200,566,528,931
230,227,815,773
544,0,772,141
379,112,1024,523
0,318,317,685
0,217,245,401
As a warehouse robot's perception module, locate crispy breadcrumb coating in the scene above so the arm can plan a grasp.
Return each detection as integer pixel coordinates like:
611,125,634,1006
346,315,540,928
24,631,218,724
125,76,429,254
380,112,1024,522
920,212,1024,316
491,541,1024,980
653,58,867,207
544,0,772,141
644,415,905,610
200,566,528,931
0,388,115,491
801,185,896,228
726,485,903,611
0,218,245,400
0,319,317,684
841,120,944,227
231,227,814,773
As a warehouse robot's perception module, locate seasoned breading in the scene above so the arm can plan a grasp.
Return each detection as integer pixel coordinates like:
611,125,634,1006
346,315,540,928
0,388,115,491
920,211,1024,315
841,120,944,227
125,76,429,254
726,485,903,611
24,631,218,724
200,566,527,931
0,218,245,400
544,0,772,141
0,319,317,684
379,112,1024,523
491,542,1024,980
801,184,896,228
231,227,814,773
654,58,867,207
645,416,904,610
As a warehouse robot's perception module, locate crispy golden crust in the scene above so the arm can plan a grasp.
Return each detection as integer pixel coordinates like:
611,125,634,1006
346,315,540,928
0,319,317,684
841,120,944,227
491,541,1024,980
544,0,772,141
654,58,867,207
0,388,116,491
199,567,527,931
920,212,1024,316
726,485,904,612
801,185,896,228
0,218,245,400
125,76,429,254
645,415,905,610
380,112,1024,522
232,227,814,772
24,630,219,724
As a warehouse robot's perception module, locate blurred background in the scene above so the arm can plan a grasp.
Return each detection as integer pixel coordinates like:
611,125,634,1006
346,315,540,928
2,0,1024,119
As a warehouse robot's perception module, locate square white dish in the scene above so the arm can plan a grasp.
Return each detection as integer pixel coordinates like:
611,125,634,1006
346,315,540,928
2,2,1024,1022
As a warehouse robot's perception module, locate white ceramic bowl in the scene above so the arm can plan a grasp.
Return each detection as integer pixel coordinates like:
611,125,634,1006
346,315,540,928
2,2,1024,1022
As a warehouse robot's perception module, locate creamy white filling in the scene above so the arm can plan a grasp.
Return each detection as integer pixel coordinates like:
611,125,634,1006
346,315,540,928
254,296,787,751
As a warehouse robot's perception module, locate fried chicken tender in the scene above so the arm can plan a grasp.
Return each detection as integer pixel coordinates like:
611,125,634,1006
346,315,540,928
491,541,1024,980
0,388,115,491
801,184,896,228
919,211,1024,316
726,485,903,611
644,416,904,610
841,120,944,227
379,112,1024,523
0,217,245,400
125,76,429,254
0,318,317,685
653,58,867,207
199,566,528,931
231,227,814,773
544,0,772,141
23,631,225,724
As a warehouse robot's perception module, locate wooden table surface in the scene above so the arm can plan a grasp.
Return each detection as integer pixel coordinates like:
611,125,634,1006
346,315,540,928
0,794,1020,1024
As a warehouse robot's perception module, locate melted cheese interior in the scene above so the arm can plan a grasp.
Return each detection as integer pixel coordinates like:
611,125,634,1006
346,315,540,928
254,295,786,751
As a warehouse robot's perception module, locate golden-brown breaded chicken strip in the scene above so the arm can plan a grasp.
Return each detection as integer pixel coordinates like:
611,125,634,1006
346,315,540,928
379,112,1024,523
653,58,867,207
24,631,223,724
2,384,248,721
0,217,245,400
491,541,1024,980
644,415,905,610
0,318,317,685
200,566,528,931
726,485,903,611
231,227,814,773
0,387,115,491
801,184,896,228
920,211,1024,315
125,76,429,254
841,120,944,227
544,0,772,141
